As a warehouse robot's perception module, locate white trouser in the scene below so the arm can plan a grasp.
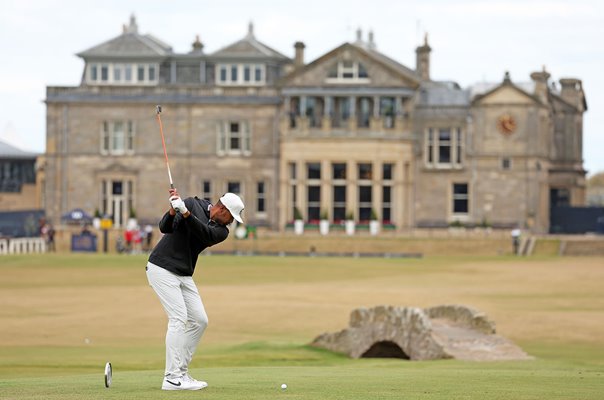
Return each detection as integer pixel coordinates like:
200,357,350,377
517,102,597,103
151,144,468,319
146,262,208,379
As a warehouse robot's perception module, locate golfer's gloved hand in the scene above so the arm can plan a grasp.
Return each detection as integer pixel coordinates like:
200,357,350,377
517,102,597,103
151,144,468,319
169,196,188,214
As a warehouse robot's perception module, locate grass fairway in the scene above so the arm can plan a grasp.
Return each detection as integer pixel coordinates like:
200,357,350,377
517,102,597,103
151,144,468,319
0,254,603,399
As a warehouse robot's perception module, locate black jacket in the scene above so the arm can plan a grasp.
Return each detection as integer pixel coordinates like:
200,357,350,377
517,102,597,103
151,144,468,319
148,197,229,276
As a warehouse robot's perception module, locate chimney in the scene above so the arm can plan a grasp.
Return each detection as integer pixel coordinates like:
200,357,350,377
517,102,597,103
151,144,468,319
191,35,204,53
356,27,362,43
294,41,305,68
530,66,551,104
368,30,376,49
559,78,585,112
415,33,431,81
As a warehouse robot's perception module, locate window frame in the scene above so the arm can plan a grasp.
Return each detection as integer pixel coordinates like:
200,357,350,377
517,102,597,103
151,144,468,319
424,127,464,169
87,62,159,85
325,61,371,84
217,120,252,156
451,182,470,219
100,120,135,156
216,63,266,86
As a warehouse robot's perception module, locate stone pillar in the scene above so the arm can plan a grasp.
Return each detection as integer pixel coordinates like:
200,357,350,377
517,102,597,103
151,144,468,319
348,96,356,132
322,96,332,131
370,96,381,130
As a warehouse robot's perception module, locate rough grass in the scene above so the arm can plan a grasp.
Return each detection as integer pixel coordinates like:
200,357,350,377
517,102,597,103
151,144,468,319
0,254,603,399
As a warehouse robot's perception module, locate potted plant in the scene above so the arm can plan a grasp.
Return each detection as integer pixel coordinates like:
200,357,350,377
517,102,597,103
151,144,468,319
293,207,304,235
92,209,102,229
319,209,329,235
369,208,380,236
345,210,355,236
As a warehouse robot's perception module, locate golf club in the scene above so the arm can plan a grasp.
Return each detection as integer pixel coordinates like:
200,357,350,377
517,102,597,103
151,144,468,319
155,105,174,189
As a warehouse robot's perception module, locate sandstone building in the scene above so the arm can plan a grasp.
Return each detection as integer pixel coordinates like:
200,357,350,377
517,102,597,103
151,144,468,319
44,16,587,233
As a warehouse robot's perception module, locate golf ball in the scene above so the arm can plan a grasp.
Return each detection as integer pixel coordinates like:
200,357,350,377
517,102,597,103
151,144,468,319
281,383,287,390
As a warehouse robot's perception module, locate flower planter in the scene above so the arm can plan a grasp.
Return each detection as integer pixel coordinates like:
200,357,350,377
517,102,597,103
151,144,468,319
294,219,304,235
319,220,329,235
369,220,380,235
345,220,355,236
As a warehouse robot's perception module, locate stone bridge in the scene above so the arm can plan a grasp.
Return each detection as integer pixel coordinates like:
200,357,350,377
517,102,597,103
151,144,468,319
311,305,532,361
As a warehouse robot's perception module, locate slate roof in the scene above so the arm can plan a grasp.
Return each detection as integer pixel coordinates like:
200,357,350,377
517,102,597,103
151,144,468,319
418,80,541,107
418,81,470,106
77,15,172,59
210,23,290,61
0,139,38,159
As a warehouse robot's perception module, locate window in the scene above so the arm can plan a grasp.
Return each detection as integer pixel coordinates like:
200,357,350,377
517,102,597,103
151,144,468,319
202,180,212,200
257,181,266,213
380,97,395,129
502,158,511,170
357,97,371,128
382,186,392,223
438,129,451,163
452,183,469,214
90,64,98,81
255,66,262,81
307,186,321,221
307,163,321,180
227,181,241,195
326,61,371,83
383,163,393,181
114,65,122,82
87,63,157,85
217,121,251,155
333,185,346,222
425,128,463,168
359,186,372,221
332,97,351,128
289,162,297,180
148,65,156,81
358,163,372,180
216,63,266,85
332,163,346,180
124,65,132,82
101,121,135,155
137,66,145,81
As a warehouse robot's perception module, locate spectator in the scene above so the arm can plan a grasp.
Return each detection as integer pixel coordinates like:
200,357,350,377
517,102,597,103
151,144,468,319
46,224,56,252
124,229,133,253
144,224,154,251
511,228,521,255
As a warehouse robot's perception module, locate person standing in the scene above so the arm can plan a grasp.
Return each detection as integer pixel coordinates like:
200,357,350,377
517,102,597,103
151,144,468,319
146,188,244,391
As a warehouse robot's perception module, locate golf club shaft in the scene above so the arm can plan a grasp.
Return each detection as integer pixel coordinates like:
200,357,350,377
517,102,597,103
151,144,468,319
155,105,175,189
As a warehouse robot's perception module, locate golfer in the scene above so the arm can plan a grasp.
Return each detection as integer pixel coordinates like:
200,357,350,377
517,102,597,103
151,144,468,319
146,188,244,390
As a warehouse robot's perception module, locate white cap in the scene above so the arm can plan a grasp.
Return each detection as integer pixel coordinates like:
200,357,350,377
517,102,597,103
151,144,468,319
220,193,244,223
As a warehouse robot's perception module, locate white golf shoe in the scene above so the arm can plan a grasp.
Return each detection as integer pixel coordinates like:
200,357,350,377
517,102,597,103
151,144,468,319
185,373,208,389
161,375,207,390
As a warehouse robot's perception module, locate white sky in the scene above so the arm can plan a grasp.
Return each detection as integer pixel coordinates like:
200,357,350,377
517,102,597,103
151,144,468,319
1,0,602,175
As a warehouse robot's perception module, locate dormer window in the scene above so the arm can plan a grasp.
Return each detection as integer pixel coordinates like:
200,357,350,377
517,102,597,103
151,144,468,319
326,61,370,83
87,62,159,85
216,63,266,86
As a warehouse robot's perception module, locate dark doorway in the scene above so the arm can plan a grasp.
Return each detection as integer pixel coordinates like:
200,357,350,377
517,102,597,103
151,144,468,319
360,341,409,359
550,188,570,208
